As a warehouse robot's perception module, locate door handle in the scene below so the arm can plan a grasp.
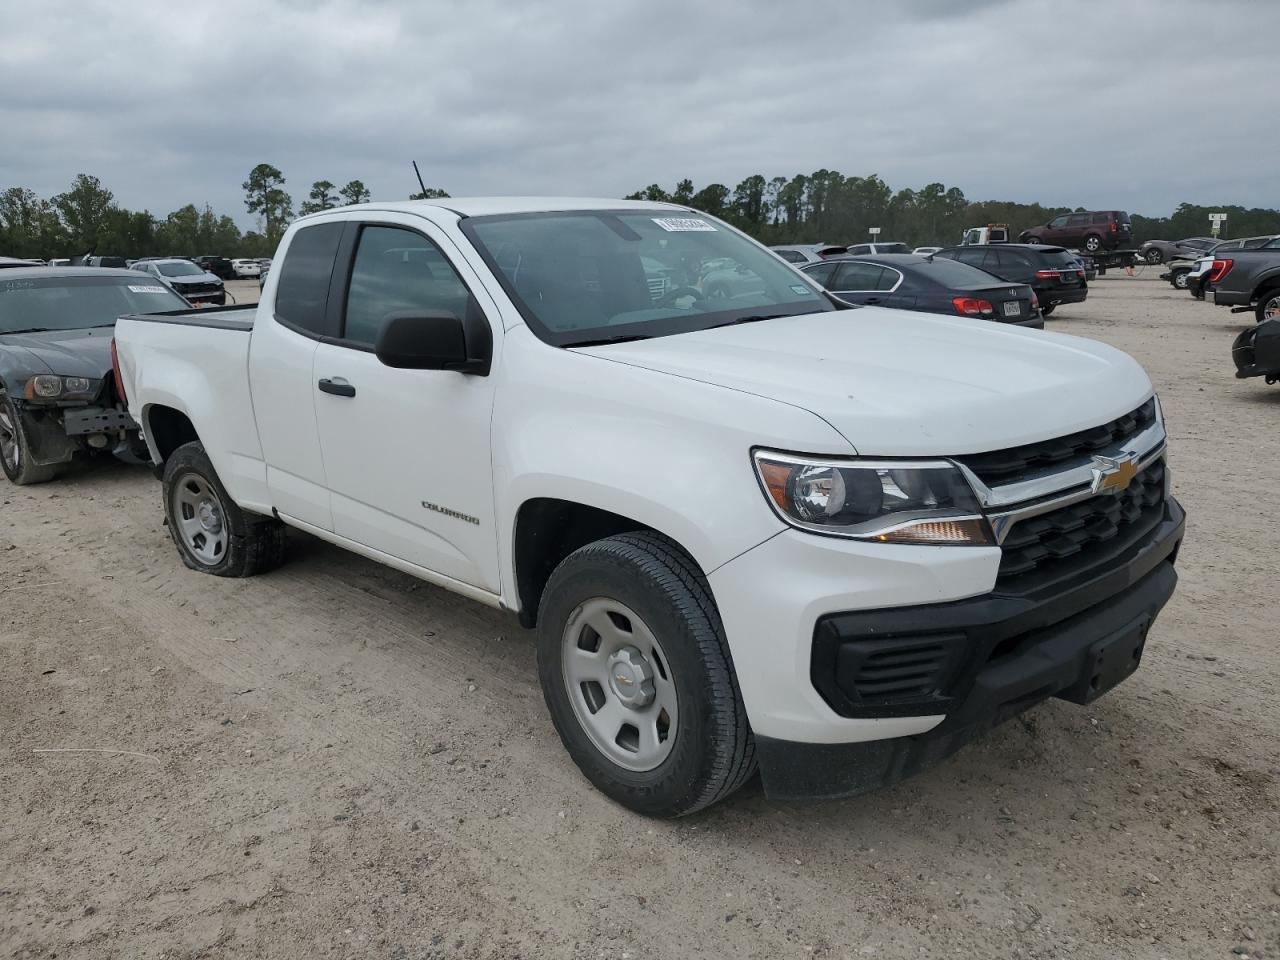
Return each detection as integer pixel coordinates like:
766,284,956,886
318,377,356,398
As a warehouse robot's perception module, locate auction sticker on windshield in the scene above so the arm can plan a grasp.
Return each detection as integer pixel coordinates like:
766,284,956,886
128,285,169,294
652,217,717,232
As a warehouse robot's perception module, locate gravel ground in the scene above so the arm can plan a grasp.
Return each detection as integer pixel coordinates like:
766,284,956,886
2,273,1278,960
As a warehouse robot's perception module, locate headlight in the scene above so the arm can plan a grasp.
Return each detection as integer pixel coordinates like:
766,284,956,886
28,375,62,398
752,451,992,545
23,375,100,401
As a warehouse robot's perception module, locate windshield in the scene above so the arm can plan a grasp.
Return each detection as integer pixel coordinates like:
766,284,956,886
0,275,188,333
462,210,832,345
158,261,205,277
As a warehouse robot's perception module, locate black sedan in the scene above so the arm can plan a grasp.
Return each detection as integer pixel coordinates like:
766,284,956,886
800,254,1043,328
0,268,189,484
933,244,1087,316
131,258,226,305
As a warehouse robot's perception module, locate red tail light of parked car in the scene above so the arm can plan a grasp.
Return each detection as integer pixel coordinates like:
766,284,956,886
1208,259,1233,284
953,297,995,317
110,337,128,407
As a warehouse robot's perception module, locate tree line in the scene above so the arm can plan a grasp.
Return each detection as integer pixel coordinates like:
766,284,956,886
3,163,1278,260
625,172,1280,248
0,164,449,261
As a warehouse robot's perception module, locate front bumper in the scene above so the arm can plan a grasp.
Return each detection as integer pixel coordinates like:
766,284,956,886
710,489,1184,800
14,400,141,466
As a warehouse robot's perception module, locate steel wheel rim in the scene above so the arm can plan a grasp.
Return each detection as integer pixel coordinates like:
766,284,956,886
561,597,679,772
171,472,228,565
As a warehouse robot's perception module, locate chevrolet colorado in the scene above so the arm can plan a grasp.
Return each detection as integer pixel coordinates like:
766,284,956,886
113,198,1184,816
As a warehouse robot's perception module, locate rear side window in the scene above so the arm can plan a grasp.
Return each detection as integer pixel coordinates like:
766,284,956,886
954,248,990,269
342,225,472,347
832,261,887,291
775,249,806,263
274,222,345,336
1091,213,1109,224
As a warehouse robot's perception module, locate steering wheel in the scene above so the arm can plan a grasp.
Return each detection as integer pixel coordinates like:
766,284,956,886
657,286,704,307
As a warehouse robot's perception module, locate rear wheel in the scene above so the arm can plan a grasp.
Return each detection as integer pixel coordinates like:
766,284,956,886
0,389,60,485
1258,289,1280,324
1145,249,1163,264
1040,303,1056,317
537,531,755,817
1084,234,1103,253
162,441,286,577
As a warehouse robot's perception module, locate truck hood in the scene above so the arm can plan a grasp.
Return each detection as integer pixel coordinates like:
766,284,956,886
576,309,1152,456
0,326,115,379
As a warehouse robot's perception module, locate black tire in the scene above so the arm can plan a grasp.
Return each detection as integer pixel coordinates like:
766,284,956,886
1040,303,1056,317
1084,234,1103,253
1172,270,1189,290
0,389,61,485
1024,235,1042,246
537,531,755,817
161,441,285,577
1256,288,1280,324
1145,249,1163,264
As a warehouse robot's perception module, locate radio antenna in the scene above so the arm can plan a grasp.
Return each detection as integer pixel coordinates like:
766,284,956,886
412,160,428,197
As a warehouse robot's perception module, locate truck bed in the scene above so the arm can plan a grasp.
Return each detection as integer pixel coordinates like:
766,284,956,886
119,304,256,331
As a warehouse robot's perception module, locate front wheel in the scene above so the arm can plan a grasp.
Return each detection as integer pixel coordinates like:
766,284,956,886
537,531,755,817
0,390,60,485
1145,249,1163,264
162,441,286,577
1258,289,1280,324
1172,270,1190,290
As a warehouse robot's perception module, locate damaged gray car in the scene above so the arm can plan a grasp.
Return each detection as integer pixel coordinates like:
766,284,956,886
0,267,189,484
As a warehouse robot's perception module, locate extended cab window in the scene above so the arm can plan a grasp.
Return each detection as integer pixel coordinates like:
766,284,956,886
342,226,472,347
275,222,345,336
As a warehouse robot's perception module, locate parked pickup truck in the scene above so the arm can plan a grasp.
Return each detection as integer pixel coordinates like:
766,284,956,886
1209,245,1280,323
113,198,1185,816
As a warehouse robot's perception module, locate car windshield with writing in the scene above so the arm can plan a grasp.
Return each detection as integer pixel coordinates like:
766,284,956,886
462,211,833,346
1,275,188,333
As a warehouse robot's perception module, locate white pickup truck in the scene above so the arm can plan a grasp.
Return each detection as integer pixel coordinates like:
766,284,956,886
113,198,1185,816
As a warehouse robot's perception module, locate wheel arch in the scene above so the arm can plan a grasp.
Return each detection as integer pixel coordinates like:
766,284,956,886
511,497,706,629
143,403,201,465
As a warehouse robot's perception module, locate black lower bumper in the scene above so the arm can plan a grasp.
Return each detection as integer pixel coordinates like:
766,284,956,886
756,497,1184,801
1041,285,1088,306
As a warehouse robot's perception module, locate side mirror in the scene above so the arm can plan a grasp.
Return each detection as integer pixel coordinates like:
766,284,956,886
374,310,490,374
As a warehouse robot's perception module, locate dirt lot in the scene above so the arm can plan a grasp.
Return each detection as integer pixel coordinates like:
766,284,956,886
3,273,1278,960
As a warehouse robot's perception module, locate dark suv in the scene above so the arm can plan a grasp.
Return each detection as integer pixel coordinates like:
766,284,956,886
1019,211,1132,252
193,255,235,280
933,244,1087,316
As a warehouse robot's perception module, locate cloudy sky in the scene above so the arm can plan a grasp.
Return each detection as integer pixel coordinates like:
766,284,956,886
2,0,1274,228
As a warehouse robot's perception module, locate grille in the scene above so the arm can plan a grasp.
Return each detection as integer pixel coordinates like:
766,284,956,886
957,399,1157,488
647,276,667,301
997,459,1165,586
182,283,220,296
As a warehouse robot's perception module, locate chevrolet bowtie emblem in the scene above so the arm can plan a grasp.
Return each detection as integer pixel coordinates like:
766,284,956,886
1091,454,1139,495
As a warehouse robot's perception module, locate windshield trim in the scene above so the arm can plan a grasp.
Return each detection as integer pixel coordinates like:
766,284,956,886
458,209,836,348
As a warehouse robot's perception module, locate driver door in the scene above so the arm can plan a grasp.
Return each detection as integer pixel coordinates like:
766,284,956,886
311,217,504,593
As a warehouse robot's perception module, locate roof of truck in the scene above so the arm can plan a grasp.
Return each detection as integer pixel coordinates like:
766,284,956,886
301,197,688,221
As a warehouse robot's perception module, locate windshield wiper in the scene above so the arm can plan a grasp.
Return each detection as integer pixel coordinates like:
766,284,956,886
563,334,652,348
705,313,787,329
